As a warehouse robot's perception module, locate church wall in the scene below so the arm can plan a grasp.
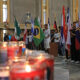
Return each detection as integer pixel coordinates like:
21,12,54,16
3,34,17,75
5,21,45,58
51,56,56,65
49,0,70,26
10,0,80,28
10,0,36,24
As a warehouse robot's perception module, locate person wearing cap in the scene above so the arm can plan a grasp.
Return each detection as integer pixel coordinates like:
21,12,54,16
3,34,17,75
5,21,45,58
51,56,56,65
44,24,50,53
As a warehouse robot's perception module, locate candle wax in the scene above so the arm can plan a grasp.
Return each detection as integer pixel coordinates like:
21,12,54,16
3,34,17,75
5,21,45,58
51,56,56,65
31,58,54,80
7,46,19,59
0,71,9,80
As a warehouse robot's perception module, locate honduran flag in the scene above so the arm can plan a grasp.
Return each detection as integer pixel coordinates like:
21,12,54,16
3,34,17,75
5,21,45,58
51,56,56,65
66,8,71,50
61,15,65,44
75,23,80,50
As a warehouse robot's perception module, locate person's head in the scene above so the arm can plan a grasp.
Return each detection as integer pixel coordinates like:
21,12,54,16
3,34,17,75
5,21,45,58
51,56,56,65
73,22,76,27
44,24,48,29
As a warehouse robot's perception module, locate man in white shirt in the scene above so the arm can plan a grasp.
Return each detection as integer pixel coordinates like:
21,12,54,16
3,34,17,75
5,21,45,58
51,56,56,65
44,24,51,53
54,29,60,43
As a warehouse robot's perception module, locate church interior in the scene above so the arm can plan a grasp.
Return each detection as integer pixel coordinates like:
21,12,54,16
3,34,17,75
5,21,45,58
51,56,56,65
0,0,80,80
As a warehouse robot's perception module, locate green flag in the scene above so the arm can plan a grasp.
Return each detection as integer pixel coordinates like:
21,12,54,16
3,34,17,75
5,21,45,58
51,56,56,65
33,18,45,47
14,17,21,37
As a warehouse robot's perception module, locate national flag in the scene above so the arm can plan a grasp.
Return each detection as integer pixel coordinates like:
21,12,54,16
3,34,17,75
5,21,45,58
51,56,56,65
66,8,71,50
23,24,27,41
31,19,34,35
63,6,67,42
53,21,57,30
61,15,65,44
33,18,45,47
14,17,21,37
75,23,80,50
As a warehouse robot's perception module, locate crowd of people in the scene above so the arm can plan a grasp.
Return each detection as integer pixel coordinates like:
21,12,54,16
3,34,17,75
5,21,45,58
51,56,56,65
51,21,80,64
3,20,80,64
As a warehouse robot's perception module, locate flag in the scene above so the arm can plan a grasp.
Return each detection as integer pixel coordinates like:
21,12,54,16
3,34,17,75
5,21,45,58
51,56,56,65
14,17,21,37
66,8,71,50
53,21,57,30
61,15,65,44
75,23,80,50
33,18,45,47
63,6,67,42
23,24,27,41
31,19,34,35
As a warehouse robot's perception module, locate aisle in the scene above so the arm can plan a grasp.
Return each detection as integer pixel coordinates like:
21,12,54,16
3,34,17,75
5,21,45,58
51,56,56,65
54,57,69,80
54,57,80,80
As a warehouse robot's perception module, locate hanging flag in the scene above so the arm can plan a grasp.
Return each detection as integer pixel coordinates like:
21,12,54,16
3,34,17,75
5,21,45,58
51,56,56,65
23,24,27,41
31,19,34,35
61,15,65,44
63,6,67,42
66,8,71,50
53,21,57,30
33,18,45,47
14,17,21,37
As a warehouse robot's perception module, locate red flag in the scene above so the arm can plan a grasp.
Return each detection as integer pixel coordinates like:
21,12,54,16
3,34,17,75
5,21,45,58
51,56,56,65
23,25,27,41
63,6,67,42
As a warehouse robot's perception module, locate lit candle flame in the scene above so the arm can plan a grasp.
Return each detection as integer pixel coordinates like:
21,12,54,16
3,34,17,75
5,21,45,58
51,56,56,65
37,54,44,60
14,57,18,62
6,66,9,70
25,65,31,72
3,43,7,47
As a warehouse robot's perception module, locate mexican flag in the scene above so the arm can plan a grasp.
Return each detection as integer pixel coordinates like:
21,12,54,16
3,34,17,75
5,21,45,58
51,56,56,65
14,17,21,37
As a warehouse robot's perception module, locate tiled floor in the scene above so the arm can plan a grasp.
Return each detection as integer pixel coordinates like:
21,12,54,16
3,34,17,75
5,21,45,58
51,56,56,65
54,57,80,80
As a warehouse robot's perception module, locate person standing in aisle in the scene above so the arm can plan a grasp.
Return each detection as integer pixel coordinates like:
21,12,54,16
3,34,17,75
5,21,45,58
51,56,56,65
53,29,61,56
44,24,51,53
25,30,29,48
75,23,80,63
70,22,76,62
28,31,33,49
4,33,9,41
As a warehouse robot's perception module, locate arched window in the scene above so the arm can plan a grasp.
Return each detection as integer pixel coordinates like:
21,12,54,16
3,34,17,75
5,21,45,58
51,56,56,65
41,0,48,26
0,0,9,23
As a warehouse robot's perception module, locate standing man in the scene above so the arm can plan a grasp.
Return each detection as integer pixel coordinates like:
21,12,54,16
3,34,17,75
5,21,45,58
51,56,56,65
70,22,76,62
44,24,50,53
4,33,9,41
